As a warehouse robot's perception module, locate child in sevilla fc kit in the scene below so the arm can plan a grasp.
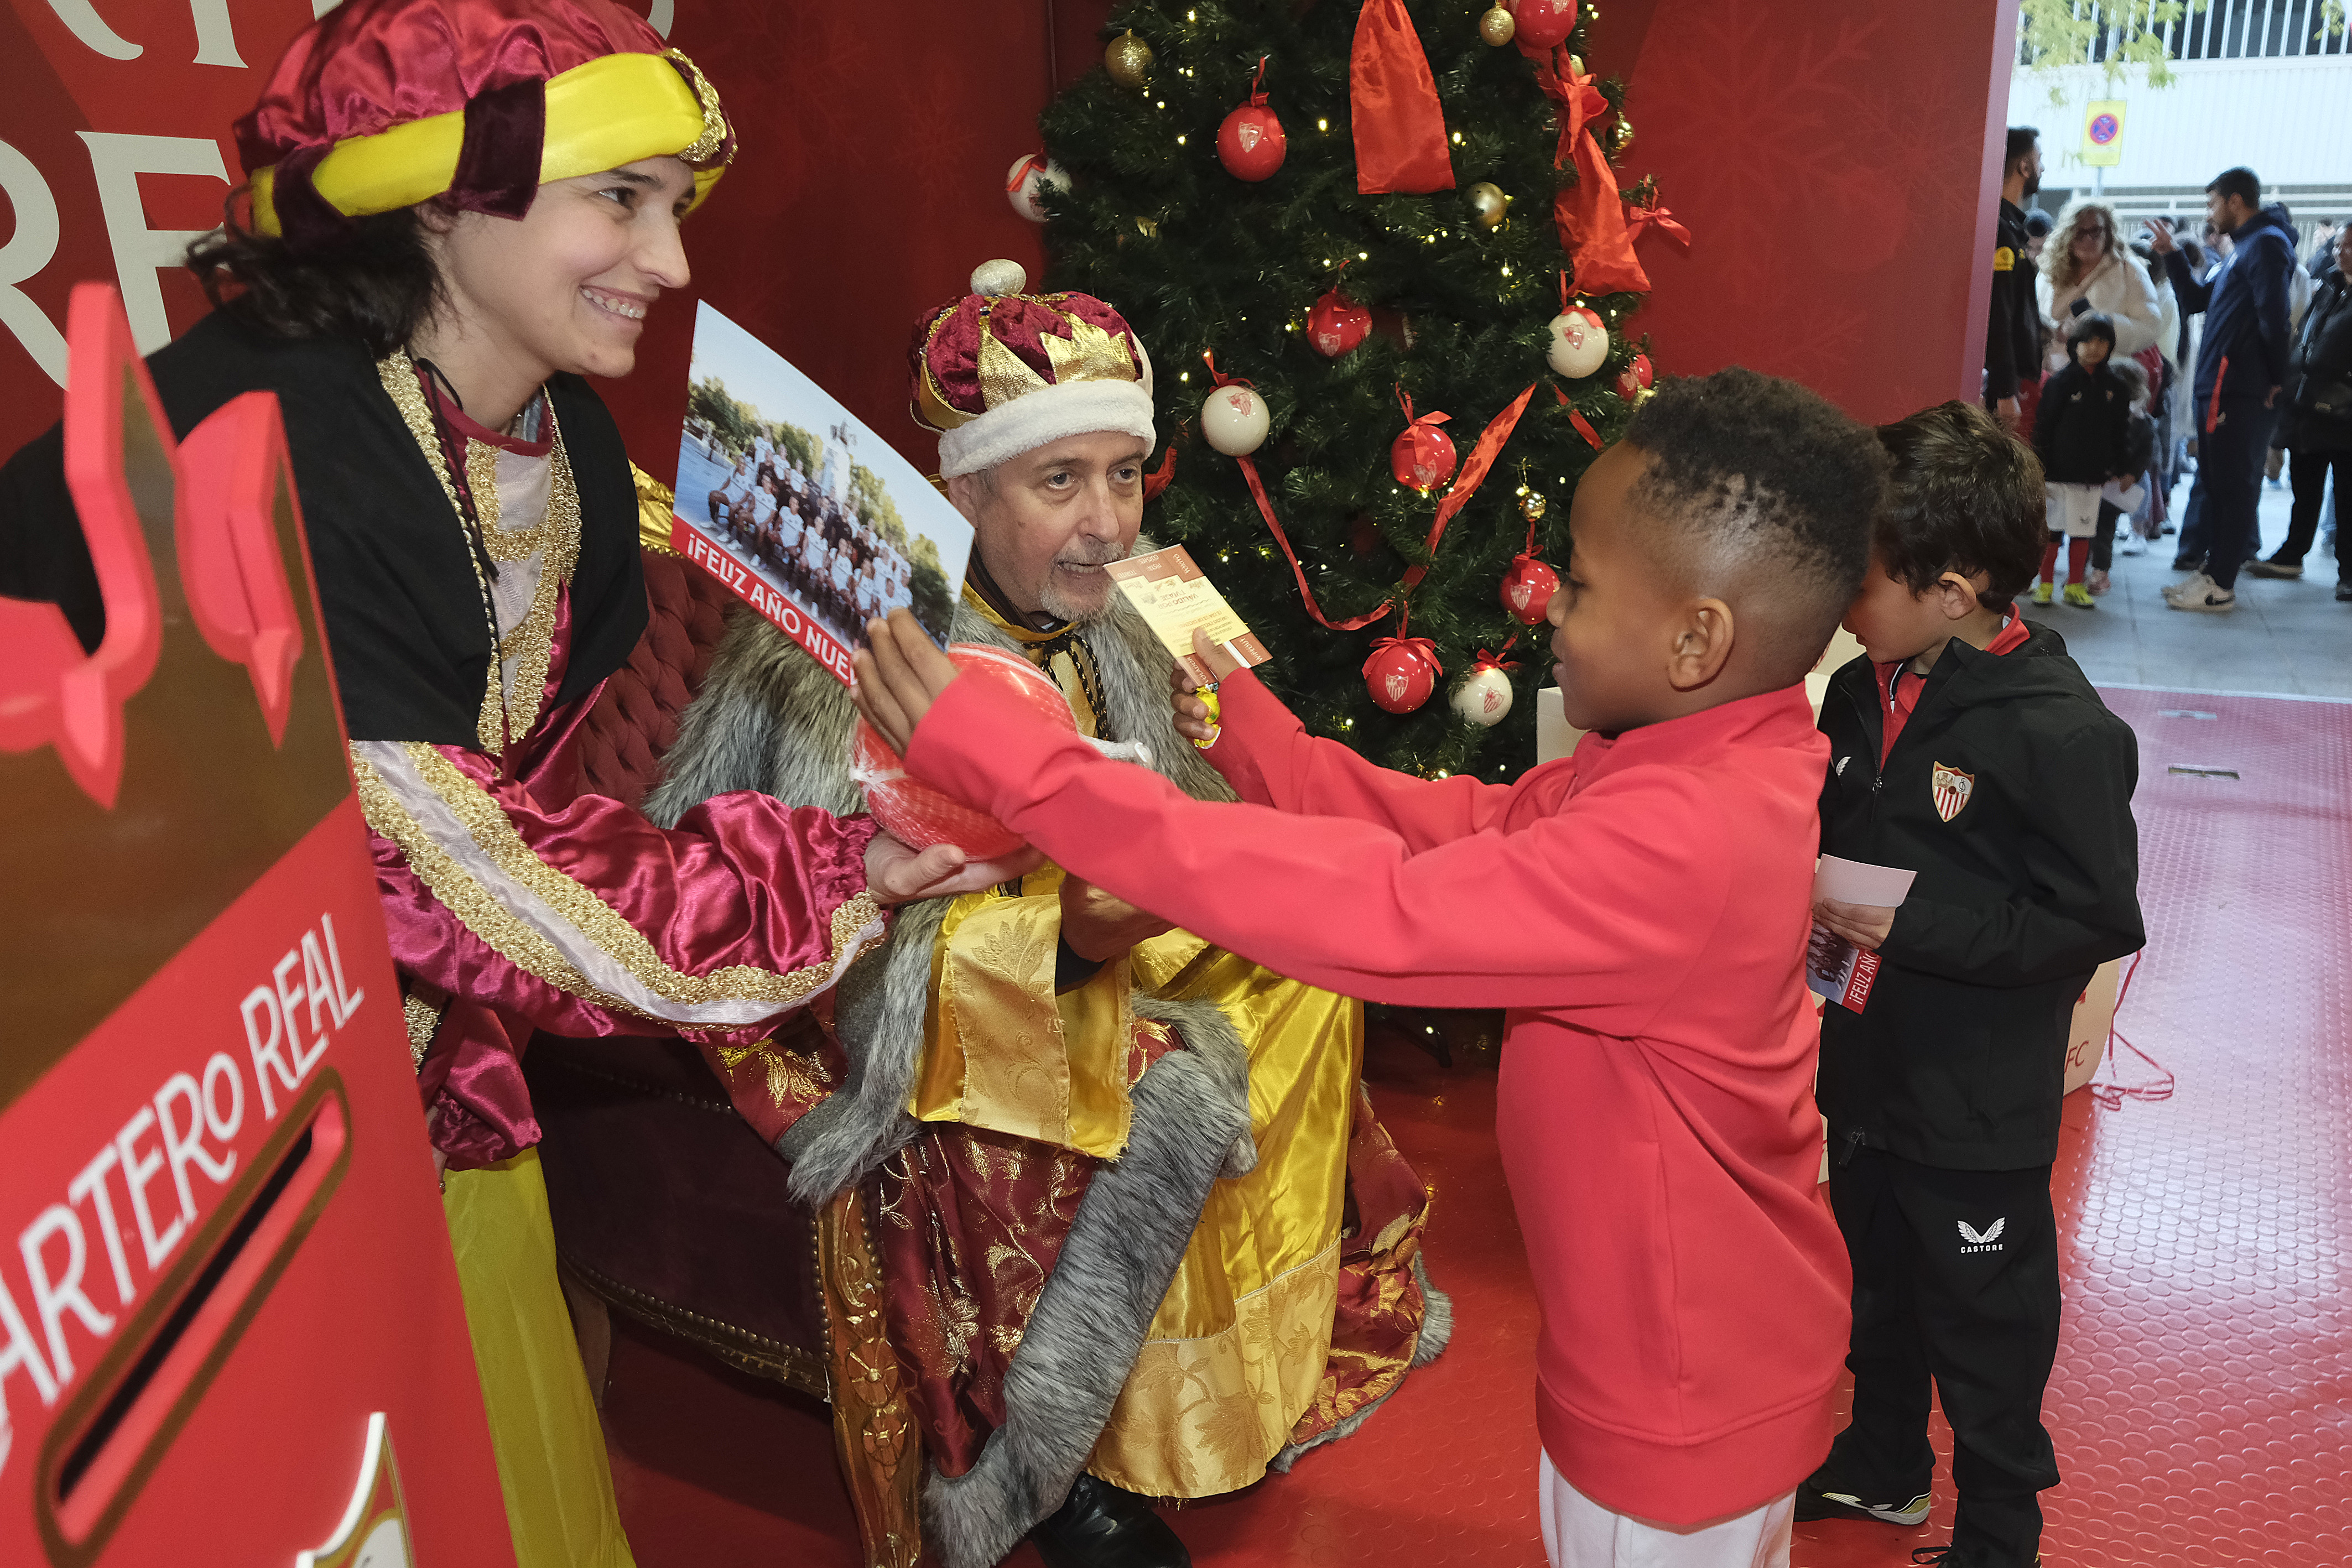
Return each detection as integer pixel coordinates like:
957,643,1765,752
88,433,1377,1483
855,369,1895,1568
1803,402,2143,1568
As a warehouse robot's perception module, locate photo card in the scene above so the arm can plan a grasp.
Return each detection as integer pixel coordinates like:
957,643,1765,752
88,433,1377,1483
672,301,974,684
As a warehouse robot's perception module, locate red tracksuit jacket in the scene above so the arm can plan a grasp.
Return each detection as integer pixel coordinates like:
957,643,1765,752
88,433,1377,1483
905,668,1852,1523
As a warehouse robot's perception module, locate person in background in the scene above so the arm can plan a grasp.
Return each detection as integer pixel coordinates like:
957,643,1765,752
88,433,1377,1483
2132,236,2183,543
2246,222,2352,598
2092,356,2156,589
1987,128,2044,436
2037,201,2163,376
2032,314,2134,608
2023,208,2054,267
2150,168,2301,613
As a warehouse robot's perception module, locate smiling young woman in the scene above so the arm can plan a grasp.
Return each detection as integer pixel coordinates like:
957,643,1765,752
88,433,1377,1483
0,1,1008,1558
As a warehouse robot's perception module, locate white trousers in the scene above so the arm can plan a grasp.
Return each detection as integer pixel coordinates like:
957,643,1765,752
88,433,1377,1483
1538,1451,1794,1568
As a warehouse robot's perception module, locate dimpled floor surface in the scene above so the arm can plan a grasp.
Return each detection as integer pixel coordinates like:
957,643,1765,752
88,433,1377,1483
601,686,2350,1567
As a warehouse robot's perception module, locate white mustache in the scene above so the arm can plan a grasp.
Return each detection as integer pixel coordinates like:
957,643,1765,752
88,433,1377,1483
1055,541,1130,569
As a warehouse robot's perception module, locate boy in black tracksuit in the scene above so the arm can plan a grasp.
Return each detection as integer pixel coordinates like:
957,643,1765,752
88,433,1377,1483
1797,402,2145,1568
2030,312,2134,606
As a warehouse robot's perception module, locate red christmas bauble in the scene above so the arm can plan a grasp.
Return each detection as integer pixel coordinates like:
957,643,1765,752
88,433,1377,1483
1307,286,1371,358
1391,419,1458,492
1616,352,1654,402
1500,554,1560,624
1217,103,1287,181
1363,638,1441,715
1510,0,1578,50
852,644,1074,858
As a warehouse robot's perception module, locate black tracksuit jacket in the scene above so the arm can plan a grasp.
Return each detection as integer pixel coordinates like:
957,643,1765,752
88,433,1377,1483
1815,623,2145,1171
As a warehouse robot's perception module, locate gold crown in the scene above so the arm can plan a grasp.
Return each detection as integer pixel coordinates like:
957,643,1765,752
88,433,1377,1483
915,293,1143,434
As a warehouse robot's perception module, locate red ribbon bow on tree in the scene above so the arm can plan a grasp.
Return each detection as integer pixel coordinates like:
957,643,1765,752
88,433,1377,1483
1206,349,1391,632
1472,635,1521,675
1553,383,1605,451
1624,189,1691,248
1403,382,1538,586
1521,46,1647,296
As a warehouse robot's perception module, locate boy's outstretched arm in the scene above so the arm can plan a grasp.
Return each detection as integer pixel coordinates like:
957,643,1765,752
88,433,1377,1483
1201,658,1522,850
855,616,1719,1019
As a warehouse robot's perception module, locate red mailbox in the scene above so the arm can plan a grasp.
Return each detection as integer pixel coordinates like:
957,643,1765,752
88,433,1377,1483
1,286,512,1567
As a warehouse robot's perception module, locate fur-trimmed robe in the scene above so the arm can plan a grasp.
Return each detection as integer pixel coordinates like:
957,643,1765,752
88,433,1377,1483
646,585,1447,1568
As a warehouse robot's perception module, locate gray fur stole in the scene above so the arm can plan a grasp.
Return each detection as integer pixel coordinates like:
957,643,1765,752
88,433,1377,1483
646,584,1267,1568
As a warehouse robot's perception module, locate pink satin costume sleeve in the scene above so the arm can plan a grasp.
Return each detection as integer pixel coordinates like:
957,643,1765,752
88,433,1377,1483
362,593,884,1167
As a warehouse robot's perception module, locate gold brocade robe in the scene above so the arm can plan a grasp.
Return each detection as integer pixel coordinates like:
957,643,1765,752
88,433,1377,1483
908,593,1367,1497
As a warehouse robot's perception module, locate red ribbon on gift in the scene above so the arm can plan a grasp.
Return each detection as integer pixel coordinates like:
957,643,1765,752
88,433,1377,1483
1521,45,1647,296
1625,190,1691,249
1350,0,1455,194
1207,350,1391,633
1403,382,1538,586
1554,384,1605,450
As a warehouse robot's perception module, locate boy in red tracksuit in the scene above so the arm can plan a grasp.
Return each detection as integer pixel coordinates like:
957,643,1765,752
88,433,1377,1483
854,369,1891,1567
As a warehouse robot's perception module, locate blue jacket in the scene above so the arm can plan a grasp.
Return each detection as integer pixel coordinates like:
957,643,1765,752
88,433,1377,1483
2166,204,2299,428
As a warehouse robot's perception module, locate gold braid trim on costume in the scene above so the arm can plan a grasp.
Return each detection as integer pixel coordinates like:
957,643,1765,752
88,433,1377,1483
404,989,447,1070
351,742,886,1018
374,350,581,753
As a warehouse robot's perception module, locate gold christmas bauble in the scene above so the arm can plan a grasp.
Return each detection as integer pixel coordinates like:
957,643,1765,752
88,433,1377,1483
1521,492,1548,522
1466,181,1508,230
1611,117,1635,157
1105,30,1153,90
1568,53,1585,75
1477,4,1516,45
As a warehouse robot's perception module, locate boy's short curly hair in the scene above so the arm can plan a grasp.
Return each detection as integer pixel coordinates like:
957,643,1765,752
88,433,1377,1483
1873,402,2046,610
1622,366,1887,686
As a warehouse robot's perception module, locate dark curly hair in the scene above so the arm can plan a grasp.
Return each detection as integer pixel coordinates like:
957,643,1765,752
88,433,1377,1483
184,193,443,356
1623,366,1887,686
1874,401,2045,610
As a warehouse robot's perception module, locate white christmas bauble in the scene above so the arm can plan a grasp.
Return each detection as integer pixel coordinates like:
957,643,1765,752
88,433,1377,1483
970,258,1029,296
1547,306,1610,379
1451,665,1515,727
1006,154,1069,223
1200,385,1270,456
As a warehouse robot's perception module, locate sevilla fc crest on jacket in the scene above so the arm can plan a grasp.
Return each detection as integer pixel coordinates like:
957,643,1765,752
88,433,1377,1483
1931,762,1975,822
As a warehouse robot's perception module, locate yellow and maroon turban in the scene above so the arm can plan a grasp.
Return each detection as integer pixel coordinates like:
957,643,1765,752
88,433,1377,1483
236,0,734,246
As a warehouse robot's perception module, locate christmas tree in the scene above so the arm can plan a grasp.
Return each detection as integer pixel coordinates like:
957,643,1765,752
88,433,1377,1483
1038,0,1669,781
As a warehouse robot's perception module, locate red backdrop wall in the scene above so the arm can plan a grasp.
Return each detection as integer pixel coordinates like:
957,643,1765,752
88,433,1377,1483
0,0,2018,477
1584,0,2024,424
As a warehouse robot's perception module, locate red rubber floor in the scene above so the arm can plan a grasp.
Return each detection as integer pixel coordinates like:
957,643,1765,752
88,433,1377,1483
601,686,2351,1566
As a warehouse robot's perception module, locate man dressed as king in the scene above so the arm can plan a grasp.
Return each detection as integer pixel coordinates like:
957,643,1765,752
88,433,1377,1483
648,275,1451,1568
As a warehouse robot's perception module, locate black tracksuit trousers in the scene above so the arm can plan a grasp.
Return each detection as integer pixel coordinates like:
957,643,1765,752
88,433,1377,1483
1823,1144,2062,1566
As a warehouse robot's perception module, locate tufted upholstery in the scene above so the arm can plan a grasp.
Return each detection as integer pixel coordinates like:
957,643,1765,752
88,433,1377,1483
537,543,830,1385
574,549,735,808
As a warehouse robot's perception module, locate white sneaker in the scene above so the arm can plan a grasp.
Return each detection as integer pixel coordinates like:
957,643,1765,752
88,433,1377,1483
2164,571,2237,612
2117,535,2148,556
